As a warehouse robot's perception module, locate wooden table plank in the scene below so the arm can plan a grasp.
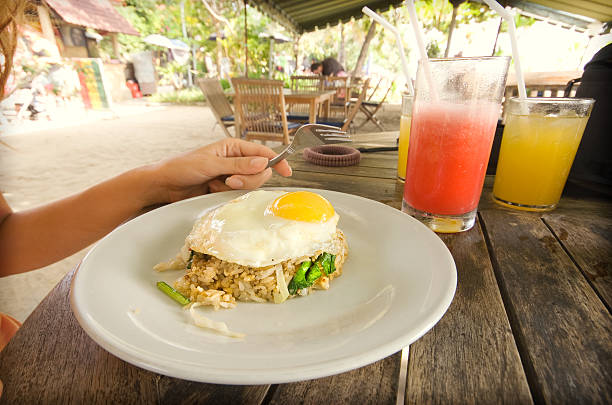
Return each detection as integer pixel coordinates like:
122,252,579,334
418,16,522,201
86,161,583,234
541,212,612,310
157,378,269,405
269,353,401,405
479,209,612,404
406,221,533,404
287,159,397,179
0,269,269,404
0,270,160,404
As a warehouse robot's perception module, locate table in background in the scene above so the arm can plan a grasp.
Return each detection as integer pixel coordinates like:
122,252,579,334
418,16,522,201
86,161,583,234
227,89,336,124
1,132,610,404
282,89,335,123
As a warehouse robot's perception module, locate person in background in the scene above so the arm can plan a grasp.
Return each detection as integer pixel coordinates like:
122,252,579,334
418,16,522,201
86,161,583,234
0,1,292,389
310,57,347,77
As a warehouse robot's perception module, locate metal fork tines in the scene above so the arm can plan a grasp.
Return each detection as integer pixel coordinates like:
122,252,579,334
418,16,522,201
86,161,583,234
266,124,351,168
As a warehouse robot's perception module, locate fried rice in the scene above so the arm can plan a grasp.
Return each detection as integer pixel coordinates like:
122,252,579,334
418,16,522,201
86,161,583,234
156,230,348,310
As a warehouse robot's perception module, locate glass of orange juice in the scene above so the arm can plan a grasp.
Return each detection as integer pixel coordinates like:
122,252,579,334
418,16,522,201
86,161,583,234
402,57,510,233
493,98,595,211
397,93,414,181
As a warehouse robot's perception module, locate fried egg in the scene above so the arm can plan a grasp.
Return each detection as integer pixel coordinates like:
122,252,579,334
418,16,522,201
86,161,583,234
186,190,340,267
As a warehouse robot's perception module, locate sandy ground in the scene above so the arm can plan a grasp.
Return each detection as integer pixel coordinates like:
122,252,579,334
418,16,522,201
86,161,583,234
0,104,229,321
0,103,400,322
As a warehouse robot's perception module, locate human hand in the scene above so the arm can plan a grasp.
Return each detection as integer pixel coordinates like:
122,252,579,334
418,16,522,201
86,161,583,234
145,138,292,204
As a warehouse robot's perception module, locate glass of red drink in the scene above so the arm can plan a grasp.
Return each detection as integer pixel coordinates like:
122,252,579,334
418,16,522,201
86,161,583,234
402,57,510,233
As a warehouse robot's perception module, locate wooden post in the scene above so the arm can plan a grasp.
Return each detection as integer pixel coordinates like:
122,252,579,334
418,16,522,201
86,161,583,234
294,35,300,73
338,23,345,66
352,21,377,77
37,5,60,57
111,33,120,60
244,0,248,76
268,37,274,79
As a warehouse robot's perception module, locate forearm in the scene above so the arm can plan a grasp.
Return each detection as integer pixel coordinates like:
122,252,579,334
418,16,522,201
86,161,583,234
0,166,159,276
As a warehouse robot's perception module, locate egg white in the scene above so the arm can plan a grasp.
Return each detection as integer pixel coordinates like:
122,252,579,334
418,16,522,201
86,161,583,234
186,190,339,267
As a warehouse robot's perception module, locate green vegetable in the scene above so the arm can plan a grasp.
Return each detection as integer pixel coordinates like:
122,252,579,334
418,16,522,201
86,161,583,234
186,250,195,269
287,253,338,295
157,281,191,306
328,253,336,275
288,261,312,295
306,261,322,284
319,253,336,275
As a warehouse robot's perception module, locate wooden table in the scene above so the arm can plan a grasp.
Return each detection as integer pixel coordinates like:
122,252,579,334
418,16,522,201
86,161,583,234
505,70,582,98
1,132,610,404
282,89,335,123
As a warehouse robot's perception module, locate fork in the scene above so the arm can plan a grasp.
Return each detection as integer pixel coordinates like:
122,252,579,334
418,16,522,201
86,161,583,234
266,124,351,168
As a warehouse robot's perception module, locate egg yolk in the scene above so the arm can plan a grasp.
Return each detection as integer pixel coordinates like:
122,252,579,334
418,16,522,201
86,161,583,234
268,191,335,223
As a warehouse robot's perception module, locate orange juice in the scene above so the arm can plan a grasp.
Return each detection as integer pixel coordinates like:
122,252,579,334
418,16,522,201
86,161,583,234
397,115,412,180
493,113,589,210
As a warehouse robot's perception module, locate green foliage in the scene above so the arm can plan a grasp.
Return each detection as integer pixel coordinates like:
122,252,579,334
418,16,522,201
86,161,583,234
158,61,188,89
149,87,204,104
219,78,231,90
426,41,443,58
500,13,536,32
102,0,510,103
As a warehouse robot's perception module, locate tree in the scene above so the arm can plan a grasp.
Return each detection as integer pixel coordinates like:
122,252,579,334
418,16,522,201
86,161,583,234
352,21,377,77
444,0,466,57
200,0,233,78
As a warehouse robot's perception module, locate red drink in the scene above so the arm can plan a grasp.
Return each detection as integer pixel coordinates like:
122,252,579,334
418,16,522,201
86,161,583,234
402,56,510,233
403,102,499,215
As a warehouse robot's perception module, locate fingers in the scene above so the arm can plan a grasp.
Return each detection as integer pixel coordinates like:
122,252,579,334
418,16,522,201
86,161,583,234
271,160,292,177
209,155,269,177
220,139,292,177
208,179,232,193
225,168,272,190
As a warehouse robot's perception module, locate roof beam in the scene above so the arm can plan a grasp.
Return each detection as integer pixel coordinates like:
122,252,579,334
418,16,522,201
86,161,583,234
519,0,612,22
299,0,402,32
250,0,403,33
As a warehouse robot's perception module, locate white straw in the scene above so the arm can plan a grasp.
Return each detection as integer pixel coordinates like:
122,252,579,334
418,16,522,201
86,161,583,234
482,0,527,100
362,7,414,95
404,0,437,101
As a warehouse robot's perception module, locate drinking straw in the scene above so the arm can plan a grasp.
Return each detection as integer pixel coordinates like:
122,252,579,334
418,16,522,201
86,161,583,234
362,7,414,95
404,0,438,101
482,0,527,100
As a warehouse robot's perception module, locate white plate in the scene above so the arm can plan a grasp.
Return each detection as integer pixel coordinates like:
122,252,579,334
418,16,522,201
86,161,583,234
71,188,456,385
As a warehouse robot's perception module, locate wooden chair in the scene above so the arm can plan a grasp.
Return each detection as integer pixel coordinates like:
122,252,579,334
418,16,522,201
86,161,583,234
355,76,394,131
287,75,325,122
196,78,235,137
290,75,324,92
323,75,351,119
316,78,370,133
231,77,299,145
501,71,582,123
